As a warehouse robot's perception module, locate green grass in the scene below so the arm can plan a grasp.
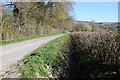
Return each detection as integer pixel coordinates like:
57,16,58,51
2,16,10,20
0,33,60,46
18,34,70,78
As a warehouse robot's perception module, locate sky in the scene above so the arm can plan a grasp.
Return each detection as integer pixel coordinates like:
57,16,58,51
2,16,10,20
73,2,118,22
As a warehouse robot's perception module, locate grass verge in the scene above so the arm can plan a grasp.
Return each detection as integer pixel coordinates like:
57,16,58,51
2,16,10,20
0,33,61,46
18,34,70,78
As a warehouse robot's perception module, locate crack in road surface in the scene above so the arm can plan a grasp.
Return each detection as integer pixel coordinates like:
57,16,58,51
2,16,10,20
0,34,64,71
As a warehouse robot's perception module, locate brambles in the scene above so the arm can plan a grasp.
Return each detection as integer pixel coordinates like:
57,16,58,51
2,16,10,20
71,32,120,64
68,32,120,79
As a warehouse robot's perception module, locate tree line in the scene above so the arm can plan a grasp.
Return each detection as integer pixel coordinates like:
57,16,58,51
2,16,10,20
1,1,74,41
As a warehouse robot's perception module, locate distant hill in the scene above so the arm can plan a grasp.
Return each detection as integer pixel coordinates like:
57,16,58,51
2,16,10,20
97,22,118,27
76,21,118,26
96,22,118,32
75,21,119,32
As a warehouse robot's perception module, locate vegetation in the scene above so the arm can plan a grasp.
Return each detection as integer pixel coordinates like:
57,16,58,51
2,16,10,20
1,1,74,42
68,32,120,79
72,23,88,31
19,35,70,78
0,33,58,46
16,31,120,79
1,2,120,79
98,23,118,32
72,22,101,32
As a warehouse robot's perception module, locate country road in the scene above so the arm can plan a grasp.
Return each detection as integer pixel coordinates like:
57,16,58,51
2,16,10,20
0,34,64,70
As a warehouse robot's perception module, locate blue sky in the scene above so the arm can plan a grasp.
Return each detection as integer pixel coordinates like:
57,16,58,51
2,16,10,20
73,2,118,22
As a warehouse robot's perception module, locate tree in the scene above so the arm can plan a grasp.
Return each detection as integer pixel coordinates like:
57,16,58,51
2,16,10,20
1,1,74,41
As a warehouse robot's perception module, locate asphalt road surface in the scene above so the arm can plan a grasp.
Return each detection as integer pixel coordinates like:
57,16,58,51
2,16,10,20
0,34,64,70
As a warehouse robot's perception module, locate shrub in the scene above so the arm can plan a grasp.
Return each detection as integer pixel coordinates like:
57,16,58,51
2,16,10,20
68,32,120,79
